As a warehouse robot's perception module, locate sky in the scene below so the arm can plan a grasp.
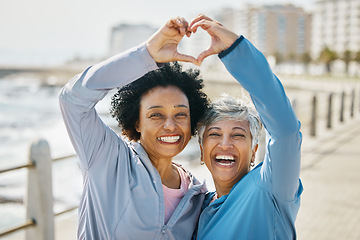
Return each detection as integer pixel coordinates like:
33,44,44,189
0,0,315,66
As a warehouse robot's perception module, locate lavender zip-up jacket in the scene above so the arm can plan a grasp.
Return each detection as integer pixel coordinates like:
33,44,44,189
59,43,207,240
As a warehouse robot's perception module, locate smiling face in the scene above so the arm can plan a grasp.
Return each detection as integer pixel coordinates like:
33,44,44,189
201,119,257,196
136,86,191,164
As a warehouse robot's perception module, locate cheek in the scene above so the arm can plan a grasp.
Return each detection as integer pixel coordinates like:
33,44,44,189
239,144,251,154
202,140,215,158
140,117,161,128
179,119,191,133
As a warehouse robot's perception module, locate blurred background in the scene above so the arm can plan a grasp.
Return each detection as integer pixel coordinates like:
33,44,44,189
1,0,360,239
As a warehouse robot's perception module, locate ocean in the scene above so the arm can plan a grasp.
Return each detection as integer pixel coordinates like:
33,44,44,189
0,74,81,230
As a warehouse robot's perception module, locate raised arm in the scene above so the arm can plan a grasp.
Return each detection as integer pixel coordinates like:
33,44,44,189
59,44,159,171
190,15,302,201
220,37,302,201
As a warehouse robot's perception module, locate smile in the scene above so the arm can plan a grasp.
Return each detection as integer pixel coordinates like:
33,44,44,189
215,155,235,166
157,135,181,143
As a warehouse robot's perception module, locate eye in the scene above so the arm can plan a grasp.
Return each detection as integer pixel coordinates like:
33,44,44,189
232,133,245,139
175,112,188,118
208,132,221,137
149,113,163,119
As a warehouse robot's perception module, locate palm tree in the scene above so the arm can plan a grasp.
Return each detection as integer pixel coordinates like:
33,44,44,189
354,51,360,64
301,52,312,74
354,51,360,77
342,50,352,75
274,51,284,64
354,51,360,63
319,46,337,73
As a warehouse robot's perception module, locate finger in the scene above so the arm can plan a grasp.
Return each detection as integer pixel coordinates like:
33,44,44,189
169,17,188,36
179,17,190,36
189,19,211,33
197,49,215,65
175,53,198,65
167,17,186,36
166,17,177,28
189,14,213,28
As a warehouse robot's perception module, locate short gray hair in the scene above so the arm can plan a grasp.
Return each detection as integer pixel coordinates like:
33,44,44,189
198,94,262,149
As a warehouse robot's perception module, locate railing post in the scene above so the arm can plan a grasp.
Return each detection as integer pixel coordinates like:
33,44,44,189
359,87,360,113
350,89,355,118
340,91,345,122
327,93,333,129
310,95,317,137
26,139,54,240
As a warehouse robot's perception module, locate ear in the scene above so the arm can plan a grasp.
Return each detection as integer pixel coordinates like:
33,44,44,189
135,120,140,133
199,144,206,165
200,144,204,161
251,144,259,162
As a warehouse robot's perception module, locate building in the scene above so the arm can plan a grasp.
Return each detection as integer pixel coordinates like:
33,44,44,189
240,4,312,63
311,0,360,59
109,24,157,56
108,4,312,71
185,4,311,66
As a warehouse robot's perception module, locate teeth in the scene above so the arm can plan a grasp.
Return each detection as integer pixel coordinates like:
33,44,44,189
217,161,235,166
215,155,235,161
215,155,235,166
158,136,180,143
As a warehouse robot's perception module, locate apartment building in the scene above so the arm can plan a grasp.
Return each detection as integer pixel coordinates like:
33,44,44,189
109,4,312,67
311,0,360,58
191,4,311,64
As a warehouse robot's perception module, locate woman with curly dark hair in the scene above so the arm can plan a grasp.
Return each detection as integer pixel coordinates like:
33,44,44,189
59,17,209,240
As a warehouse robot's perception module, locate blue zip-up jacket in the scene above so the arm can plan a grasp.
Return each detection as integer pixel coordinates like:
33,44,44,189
195,36,303,240
59,44,207,240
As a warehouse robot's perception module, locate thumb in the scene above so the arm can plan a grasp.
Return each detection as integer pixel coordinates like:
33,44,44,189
174,52,198,65
197,49,215,66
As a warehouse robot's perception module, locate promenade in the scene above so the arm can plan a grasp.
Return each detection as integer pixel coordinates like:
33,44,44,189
296,116,360,239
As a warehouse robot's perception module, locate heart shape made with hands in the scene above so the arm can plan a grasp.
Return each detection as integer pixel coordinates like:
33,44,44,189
148,16,238,65
179,28,212,63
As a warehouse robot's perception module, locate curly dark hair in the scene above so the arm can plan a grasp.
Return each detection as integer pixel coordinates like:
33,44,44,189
110,62,209,142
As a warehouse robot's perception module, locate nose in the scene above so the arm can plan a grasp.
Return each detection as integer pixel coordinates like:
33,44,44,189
163,117,176,131
218,136,233,150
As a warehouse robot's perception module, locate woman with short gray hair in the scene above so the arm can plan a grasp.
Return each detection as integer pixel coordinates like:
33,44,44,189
190,15,303,239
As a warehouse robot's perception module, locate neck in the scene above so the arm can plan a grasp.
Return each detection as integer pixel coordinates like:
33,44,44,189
214,182,233,198
150,157,180,189
214,170,251,198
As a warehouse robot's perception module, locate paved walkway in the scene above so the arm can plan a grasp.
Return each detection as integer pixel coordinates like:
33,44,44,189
296,116,360,240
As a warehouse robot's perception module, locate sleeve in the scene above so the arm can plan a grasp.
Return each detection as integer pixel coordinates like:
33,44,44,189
219,36,302,201
58,43,160,170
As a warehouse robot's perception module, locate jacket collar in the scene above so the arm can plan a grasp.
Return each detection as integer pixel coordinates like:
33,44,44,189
131,142,207,194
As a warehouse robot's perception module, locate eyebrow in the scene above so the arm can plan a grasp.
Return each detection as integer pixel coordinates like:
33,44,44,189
208,126,247,132
234,127,247,132
147,104,188,110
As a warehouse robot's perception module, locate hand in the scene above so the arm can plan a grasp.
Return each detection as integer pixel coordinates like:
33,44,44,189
146,17,197,65
189,15,239,65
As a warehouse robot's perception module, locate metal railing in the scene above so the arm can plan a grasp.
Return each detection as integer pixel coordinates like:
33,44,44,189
0,140,77,239
307,88,359,137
